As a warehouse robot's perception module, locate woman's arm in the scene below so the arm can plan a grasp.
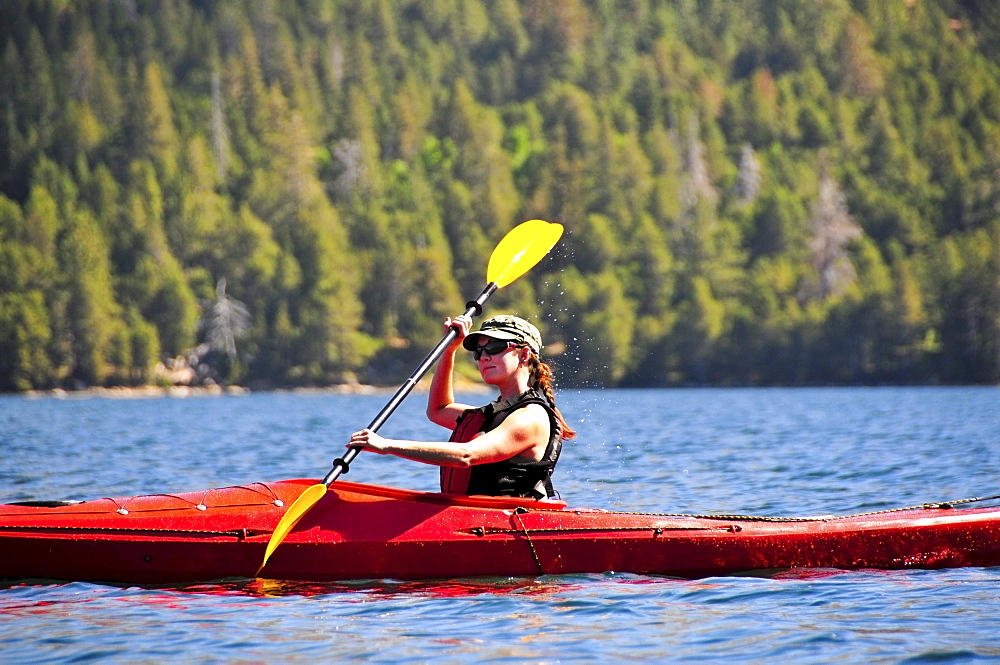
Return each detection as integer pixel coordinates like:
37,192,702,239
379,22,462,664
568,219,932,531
426,315,476,428
349,404,551,467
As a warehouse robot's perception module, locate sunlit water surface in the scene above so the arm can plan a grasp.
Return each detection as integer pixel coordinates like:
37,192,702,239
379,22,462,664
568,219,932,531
2,387,998,662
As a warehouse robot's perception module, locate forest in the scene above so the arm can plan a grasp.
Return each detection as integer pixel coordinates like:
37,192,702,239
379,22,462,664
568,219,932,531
1,0,998,391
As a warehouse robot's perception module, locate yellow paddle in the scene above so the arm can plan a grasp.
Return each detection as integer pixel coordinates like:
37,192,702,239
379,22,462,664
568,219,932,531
257,219,564,574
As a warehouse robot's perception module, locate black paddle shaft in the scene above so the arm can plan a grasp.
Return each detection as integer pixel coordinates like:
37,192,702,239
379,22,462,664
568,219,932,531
322,282,499,486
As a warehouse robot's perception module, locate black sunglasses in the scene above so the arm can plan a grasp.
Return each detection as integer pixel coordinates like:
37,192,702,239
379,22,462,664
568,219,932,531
471,340,518,360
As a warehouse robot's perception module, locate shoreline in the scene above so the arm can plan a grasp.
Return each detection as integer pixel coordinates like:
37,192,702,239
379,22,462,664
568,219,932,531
23,379,492,400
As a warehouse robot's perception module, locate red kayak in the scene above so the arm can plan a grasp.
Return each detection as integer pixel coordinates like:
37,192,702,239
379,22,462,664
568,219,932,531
2,479,999,584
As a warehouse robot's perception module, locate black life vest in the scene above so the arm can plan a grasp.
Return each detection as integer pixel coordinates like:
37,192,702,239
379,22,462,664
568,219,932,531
440,389,562,499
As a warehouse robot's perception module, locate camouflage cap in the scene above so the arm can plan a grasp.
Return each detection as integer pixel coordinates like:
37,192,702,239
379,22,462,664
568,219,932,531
463,315,542,354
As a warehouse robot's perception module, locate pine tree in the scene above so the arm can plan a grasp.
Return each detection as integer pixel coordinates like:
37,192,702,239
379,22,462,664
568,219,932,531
799,154,863,303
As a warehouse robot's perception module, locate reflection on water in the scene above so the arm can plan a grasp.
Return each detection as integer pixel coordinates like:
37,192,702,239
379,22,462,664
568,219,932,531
184,576,583,599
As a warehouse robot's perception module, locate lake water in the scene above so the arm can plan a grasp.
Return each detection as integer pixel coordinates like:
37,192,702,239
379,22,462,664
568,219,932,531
2,387,999,662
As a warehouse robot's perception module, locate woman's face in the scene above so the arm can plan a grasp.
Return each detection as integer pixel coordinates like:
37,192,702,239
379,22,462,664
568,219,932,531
474,339,527,385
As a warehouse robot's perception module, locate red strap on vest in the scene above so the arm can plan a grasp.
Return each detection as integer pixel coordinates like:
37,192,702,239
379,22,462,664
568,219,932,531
439,410,487,493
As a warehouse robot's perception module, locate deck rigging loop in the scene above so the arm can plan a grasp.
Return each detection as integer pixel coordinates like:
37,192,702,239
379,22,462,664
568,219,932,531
923,492,1000,509
512,506,544,574
464,523,742,536
0,482,295,519
602,490,1000,522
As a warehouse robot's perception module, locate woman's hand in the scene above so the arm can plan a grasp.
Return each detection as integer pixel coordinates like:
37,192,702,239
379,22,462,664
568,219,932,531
444,315,472,350
347,428,389,455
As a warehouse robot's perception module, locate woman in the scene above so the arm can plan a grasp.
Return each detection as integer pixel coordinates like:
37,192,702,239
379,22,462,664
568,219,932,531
347,315,575,499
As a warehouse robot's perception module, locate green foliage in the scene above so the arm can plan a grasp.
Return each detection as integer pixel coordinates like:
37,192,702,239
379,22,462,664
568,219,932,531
58,209,121,385
1,0,999,390
0,290,52,391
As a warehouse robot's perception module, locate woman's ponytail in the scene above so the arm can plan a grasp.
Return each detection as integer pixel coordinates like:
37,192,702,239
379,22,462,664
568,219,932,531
528,353,576,440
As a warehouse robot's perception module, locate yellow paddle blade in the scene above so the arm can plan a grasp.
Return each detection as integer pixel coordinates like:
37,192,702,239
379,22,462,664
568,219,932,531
256,483,327,575
487,219,563,288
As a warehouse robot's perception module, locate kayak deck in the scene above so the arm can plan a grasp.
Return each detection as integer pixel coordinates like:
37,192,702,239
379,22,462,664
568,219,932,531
2,479,999,583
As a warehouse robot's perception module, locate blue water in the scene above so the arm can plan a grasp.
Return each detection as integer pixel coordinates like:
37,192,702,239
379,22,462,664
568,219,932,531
2,387,999,662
